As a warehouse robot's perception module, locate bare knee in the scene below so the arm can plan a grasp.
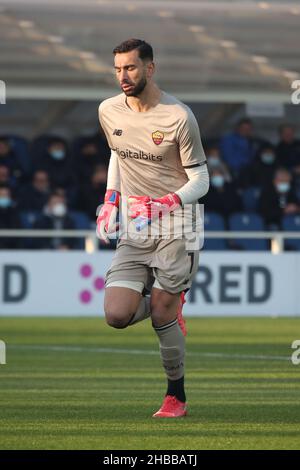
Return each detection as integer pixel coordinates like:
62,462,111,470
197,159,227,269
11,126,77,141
104,286,141,329
105,313,129,329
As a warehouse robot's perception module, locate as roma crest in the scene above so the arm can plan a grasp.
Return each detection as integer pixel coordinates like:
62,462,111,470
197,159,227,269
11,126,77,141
152,130,164,145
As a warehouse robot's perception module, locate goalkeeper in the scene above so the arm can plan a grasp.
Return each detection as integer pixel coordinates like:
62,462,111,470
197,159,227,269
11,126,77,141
97,38,209,418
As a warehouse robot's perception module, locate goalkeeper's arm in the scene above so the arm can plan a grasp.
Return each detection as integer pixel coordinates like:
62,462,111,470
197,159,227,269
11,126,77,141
175,162,210,204
128,161,210,231
106,149,121,193
96,150,121,243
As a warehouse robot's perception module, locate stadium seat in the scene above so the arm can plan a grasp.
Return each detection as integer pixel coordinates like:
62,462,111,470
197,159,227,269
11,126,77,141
282,215,300,251
69,210,92,249
228,212,268,250
69,210,91,230
203,212,227,250
6,134,32,176
20,211,40,229
241,187,261,212
20,211,41,248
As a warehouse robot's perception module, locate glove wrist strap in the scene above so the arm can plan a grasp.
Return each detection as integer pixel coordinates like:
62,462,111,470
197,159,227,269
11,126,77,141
104,189,121,207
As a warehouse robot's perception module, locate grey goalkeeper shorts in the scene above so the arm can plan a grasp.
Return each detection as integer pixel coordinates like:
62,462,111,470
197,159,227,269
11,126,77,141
105,236,199,294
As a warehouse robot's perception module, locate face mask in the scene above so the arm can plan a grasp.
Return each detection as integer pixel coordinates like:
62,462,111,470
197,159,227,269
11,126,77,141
51,203,66,217
50,149,65,160
208,156,220,167
211,175,225,188
261,153,275,165
276,182,290,194
0,196,11,208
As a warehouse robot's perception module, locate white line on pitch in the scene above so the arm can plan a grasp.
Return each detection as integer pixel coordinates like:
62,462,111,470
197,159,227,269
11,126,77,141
9,345,289,361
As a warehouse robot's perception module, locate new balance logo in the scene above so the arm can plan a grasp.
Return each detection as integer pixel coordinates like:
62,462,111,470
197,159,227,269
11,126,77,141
113,129,123,136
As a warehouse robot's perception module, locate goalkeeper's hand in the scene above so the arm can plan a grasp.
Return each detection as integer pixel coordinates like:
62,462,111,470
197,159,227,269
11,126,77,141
128,193,182,231
96,189,120,243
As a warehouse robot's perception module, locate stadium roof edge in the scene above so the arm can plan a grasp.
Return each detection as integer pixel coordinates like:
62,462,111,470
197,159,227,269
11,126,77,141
5,86,292,104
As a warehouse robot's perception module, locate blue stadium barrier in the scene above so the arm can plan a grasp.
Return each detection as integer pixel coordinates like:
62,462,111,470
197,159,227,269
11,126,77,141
69,210,91,230
20,211,41,248
203,212,227,250
20,210,91,249
69,211,92,249
282,215,300,251
229,212,268,250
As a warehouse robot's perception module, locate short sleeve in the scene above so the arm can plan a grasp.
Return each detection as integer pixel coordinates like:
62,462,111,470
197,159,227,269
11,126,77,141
177,107,206,168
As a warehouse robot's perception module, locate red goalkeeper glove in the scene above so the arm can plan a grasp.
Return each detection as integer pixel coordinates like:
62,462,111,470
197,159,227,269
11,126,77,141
128,193,182,231
96,189,120,243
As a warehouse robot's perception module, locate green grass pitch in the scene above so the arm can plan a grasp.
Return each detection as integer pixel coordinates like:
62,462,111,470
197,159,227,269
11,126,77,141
0,317,300,450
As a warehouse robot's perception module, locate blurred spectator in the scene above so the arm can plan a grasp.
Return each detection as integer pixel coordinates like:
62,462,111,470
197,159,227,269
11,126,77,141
276,124,300,170
17,170,50,212
32,192,76,250
53,187,67,200
292,164,300,201
0,137,26,184
76,164,107,220
0,185,21,249
238,144,278,189
2,121,300,250
33,139,75,189
206,145,232,182
258,168,300,228
74,140,106,183
202,168,242,218
0,164,16,190
220,119,261,175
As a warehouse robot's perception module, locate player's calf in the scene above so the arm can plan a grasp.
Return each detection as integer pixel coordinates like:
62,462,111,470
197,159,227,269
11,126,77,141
150,288,180,327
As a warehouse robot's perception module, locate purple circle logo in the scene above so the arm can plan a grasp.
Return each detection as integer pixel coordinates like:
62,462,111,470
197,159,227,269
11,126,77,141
80,290,92,304
94,277,105,291
79,264,105,304
80,264,92,278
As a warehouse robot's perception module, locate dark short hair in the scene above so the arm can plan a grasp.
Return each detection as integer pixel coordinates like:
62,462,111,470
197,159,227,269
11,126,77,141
0,137,10,145
259,143,274,153
48,139,66,147
0,183,10,191
113,38,153,62
237,118,253,128
274,167,291,178
278,123,295,134
48,192,59,200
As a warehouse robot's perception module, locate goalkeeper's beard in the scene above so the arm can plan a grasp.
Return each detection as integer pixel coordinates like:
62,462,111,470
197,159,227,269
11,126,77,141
122,77,147,97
